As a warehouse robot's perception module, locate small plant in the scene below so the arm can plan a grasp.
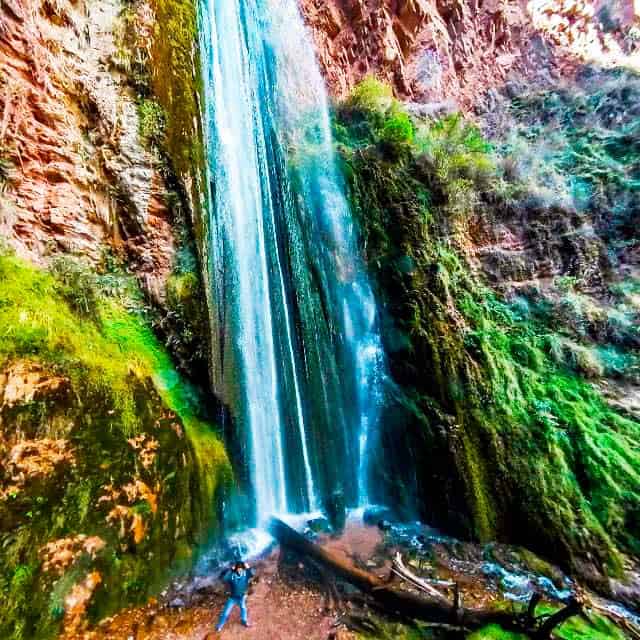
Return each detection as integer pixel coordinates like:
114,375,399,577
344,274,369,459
381,108,414,147
49,256,99,318
137,98,166,148
554,275,579,292
347,77,394,113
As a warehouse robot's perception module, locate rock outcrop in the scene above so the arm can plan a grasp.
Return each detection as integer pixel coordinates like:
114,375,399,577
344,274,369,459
301,0,639,109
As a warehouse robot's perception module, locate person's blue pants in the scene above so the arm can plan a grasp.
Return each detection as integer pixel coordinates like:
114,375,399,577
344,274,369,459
216,596,248,630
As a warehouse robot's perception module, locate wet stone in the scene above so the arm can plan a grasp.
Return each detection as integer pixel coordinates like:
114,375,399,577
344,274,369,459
307,516,332,534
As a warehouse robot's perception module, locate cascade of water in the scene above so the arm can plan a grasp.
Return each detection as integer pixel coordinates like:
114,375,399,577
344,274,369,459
199,0,385,524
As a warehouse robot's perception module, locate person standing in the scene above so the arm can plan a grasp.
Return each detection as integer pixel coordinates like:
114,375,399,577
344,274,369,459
215,561,254,632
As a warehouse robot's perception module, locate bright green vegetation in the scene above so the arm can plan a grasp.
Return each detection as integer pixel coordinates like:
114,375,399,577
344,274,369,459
354,607,627,640
148,0,207,193
0,251,230,640
337,79,640,580
0,253,150,435
101,301,230,521
137,97,166,149
470,607,627,640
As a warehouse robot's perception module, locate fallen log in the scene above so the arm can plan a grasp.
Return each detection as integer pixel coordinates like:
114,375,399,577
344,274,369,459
269,517,583,637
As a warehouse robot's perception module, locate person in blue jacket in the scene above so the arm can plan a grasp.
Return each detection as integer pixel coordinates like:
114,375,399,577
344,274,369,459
215,560,254,632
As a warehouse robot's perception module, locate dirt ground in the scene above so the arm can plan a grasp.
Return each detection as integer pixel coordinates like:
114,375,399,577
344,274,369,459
67,523,384,640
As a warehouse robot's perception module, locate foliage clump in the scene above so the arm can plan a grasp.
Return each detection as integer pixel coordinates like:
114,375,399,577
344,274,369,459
137,98,166,149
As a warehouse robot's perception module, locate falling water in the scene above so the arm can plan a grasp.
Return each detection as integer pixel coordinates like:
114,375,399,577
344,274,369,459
199,0,385,524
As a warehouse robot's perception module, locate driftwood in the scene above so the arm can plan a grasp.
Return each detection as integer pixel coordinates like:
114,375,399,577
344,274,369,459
269,518,584,638
391,552,454,600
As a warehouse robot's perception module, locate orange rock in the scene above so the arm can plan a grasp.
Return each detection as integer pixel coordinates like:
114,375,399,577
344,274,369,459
300,0,638,110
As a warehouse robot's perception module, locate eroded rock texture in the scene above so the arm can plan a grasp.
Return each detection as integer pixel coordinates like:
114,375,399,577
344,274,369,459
301,0,639,109
0,0,174,300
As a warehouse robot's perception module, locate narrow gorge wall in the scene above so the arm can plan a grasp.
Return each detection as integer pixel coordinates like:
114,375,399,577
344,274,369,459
320,0,640,605
0,0,178,298
0,0,638,636
335,76,639,602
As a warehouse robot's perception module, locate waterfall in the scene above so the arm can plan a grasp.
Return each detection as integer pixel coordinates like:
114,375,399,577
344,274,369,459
199,0,385,524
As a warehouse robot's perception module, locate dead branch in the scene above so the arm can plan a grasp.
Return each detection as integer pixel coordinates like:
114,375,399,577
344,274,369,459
269,518,586,639
391,552,452,600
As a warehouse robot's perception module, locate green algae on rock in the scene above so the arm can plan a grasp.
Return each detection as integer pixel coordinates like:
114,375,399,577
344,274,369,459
469,606,628,640
0,252,230,640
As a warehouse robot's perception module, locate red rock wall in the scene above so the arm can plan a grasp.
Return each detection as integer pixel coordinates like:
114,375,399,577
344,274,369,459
0,0,174,300
300,0,638,109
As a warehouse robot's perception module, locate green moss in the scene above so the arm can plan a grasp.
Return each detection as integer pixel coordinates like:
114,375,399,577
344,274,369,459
101,304,231,524
137,97,166,149
498,70,640,250
347,77,395,114
0,252,231,639
470,607,627,640
148,0,205,183
468,627,528,640
0,252,147,435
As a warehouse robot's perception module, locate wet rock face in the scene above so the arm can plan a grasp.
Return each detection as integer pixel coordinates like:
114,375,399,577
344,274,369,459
0,0,175,300
300,0,638,108
0,356,206,638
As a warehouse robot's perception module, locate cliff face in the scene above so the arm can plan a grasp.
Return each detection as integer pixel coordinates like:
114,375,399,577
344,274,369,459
0,0,177,300
301,0,638,110
0,0,637,634
336,72,639,601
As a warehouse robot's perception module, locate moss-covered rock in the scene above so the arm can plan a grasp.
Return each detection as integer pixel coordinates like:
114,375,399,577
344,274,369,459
336,80,640,587
469,607,628,640
0,252,230,639
113,0,212,382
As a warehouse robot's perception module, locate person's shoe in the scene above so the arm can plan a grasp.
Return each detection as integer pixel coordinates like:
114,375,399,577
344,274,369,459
242,621,251,628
